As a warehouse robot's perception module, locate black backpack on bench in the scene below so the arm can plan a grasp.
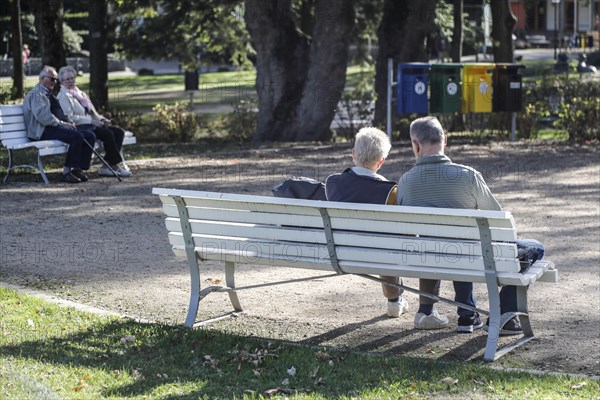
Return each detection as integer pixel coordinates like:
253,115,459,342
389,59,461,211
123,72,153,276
272,176,327,201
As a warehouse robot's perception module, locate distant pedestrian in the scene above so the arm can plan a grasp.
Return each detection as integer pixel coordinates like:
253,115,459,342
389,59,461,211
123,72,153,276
22,44,30,65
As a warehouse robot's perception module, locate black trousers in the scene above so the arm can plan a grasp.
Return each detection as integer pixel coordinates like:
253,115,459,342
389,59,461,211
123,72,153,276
93,125,125,165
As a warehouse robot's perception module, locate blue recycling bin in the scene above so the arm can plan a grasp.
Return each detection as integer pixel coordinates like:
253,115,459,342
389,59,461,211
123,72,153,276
397,63,430,114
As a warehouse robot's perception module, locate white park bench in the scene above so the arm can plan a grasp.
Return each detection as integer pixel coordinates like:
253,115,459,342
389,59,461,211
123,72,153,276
153,188,559,362
0,104,137,184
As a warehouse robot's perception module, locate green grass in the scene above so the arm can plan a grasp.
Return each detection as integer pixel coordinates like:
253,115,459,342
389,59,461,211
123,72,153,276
1,287,598,399
531,128,569,141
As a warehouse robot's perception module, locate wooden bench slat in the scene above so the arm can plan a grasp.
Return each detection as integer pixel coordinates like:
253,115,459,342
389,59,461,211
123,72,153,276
158,201,516,242
157,193,514,229
167,233,521,272
0,116,26,126
1,129,27,140
0,104,24,115
164,217,518,258
169,245,533,286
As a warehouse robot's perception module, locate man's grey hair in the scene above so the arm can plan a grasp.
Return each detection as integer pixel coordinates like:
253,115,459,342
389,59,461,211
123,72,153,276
410,116,444,145
58,65,77,81
39,65,57,79
353,127,391,168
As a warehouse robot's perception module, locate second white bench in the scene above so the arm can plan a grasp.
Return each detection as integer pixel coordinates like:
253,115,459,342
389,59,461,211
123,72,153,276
0,104,137,184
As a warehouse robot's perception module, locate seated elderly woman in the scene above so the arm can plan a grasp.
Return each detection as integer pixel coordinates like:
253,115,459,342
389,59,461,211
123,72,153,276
57,65,132,177
325,127,408,319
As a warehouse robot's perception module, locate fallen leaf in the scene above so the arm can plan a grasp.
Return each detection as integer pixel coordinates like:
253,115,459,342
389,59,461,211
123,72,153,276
83,375,92,381
571,382,587,389
440,377,459,386
287,366,296,376
206,278,222,284
120,335,136,344
73,383,85,392
253,369,261,377
315,351,331,361
263,388,280,397
328,360,334,367
281,378,289,386
27,319,35,328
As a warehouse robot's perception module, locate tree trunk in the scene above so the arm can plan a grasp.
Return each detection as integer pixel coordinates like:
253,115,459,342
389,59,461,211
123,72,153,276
88,0,109,110
450,0,463,63
491,0,516,63
33,0,66,68
244,0,354,142
10,0,24,99
374,0,438,125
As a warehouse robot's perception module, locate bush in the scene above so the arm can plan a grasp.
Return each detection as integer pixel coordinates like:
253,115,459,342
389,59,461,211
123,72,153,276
520,76,600,142
222,100,257,142
152,102,199,142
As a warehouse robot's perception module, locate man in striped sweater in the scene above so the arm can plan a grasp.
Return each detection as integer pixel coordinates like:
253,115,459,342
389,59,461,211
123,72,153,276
397,116,544,335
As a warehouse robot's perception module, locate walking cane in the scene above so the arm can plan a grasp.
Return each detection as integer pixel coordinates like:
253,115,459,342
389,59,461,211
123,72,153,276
82,138,123,182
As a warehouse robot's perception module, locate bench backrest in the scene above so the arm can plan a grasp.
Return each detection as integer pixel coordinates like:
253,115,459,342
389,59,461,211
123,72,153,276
154,188,521,279
0,104,28,148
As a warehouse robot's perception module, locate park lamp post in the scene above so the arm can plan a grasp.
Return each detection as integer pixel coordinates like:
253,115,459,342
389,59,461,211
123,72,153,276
552,0,561,60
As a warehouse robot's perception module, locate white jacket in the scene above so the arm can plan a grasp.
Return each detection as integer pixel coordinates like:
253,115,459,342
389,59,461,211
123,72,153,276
57,86,105,126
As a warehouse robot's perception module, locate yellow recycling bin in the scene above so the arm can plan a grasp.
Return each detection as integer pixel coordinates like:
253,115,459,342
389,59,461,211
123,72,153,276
462,63,494,113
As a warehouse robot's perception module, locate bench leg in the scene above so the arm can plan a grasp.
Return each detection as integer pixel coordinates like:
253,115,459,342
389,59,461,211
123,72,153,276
517,285,534,337
37,153,50,185
184,254,201,328
485,285,535,361
2,149,13,184
225,261,243,312
483,277,502,362
2,149,49,184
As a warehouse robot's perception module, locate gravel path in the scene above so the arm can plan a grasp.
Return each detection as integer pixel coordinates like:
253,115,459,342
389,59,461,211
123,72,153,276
1,141,598,376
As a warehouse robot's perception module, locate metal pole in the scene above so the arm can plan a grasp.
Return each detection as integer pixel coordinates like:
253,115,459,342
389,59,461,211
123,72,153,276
554,4,558,60
511,112,517,141
387,58,393,139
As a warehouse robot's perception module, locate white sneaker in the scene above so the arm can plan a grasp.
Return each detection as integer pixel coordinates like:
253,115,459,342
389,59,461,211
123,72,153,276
98,166,132,177
98,166,116,177
387,297,408,318
414,309,449,330
116,167,132,177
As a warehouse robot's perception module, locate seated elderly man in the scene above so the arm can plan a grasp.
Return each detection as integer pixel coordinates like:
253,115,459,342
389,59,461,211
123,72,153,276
325,127,408,318
397,116,545,334
23,65,95,183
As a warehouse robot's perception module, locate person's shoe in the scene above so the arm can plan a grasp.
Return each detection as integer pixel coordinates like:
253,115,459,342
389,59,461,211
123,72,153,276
71,168,88,182
387,297,408,318
61,172,81,184
414,309,449,330
456,313,484,333
484,316,523,336
98,166,118,177
116,166,132,177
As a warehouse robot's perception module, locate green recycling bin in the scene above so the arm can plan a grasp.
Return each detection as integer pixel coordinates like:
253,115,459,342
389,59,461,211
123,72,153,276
430,63,463,113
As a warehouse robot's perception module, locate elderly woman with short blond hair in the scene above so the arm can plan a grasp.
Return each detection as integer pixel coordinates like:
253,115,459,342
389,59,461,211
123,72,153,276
57,65,131,177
